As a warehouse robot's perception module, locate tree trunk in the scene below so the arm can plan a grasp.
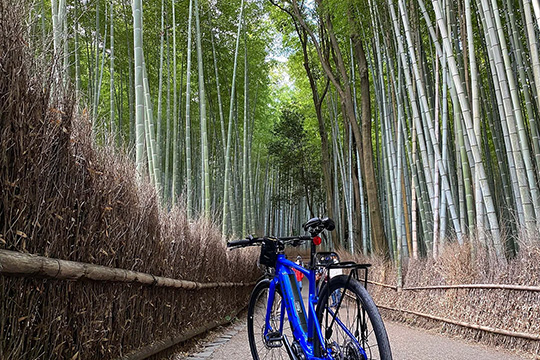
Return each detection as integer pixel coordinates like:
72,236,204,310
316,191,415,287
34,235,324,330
352,36,389,257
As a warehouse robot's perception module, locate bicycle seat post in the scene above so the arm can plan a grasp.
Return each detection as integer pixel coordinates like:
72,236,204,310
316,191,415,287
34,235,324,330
310,238,316,270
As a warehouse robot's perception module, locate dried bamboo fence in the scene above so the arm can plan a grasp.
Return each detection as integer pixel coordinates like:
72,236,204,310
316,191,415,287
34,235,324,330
0,250,257,359
118,312,245,360
367,280,540,341
368,280,540,292
0,250,256,290
0,4,260,358
360,246,540,356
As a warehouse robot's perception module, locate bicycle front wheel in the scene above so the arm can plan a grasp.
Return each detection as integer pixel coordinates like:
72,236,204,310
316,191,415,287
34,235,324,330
315,275,392,360
247,280,293,360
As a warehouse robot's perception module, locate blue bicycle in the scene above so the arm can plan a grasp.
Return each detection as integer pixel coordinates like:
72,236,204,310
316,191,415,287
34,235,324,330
227,217,392,360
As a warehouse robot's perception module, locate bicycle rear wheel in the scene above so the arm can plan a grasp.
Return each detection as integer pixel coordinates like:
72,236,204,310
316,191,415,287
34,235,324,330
247,280,293,360
315,275,392,360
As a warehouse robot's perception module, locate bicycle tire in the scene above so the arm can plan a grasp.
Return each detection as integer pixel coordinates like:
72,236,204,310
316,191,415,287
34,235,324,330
247,280,293,360
315,275,392,360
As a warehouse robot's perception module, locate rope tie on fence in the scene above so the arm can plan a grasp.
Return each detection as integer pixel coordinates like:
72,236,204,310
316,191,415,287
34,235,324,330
53,258,62,278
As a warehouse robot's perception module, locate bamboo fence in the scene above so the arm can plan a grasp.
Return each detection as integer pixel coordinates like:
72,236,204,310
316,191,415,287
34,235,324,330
367,280,540,292
0,249,257,359
377,304,540,341
368,279,540,345
0,249,256,289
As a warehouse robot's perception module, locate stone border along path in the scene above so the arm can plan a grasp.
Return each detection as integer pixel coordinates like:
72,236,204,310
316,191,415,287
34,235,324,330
180,323,246,360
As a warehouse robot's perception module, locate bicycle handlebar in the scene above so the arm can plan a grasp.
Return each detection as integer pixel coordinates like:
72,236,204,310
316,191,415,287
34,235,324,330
227,217,335,250
227,235,312,249
226,237,263,248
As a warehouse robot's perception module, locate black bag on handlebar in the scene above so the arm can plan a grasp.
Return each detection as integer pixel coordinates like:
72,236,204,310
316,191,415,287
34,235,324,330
259,239,278,267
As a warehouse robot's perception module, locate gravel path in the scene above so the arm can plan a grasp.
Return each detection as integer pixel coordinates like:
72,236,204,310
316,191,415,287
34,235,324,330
179,317,529,360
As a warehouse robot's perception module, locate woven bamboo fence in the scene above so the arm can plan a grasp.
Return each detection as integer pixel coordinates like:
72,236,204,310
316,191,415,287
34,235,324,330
0,4,260,358
360,245,540,356
0,250,257,359
367,280,540,341
0,250,256,290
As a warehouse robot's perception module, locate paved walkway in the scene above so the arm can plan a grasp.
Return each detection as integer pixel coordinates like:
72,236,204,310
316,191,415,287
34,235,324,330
178,317,530,360
175,279,531,360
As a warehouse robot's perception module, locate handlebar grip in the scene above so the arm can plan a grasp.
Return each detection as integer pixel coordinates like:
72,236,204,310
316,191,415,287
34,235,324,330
227,238,254,248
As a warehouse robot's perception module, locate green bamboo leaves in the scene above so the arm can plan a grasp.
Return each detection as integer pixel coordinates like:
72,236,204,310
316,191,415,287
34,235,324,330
41,0,540,259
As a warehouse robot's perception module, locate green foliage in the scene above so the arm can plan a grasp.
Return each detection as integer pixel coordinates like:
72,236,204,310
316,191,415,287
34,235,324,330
268,105,323,205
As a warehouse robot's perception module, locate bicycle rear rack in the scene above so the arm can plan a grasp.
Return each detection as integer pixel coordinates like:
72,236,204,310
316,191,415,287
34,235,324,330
326,262,371,289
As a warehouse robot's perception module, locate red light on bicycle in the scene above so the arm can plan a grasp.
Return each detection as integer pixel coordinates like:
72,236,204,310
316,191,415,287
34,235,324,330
313,236,322,246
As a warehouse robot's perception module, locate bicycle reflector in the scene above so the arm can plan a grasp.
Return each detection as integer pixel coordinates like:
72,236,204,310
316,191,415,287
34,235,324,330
313,236,322,246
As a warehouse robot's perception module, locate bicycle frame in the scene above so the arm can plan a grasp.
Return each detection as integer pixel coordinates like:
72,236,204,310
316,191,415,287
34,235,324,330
263,253,364,360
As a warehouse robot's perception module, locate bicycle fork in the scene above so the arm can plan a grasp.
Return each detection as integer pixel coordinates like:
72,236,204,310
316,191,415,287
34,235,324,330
263,279,301,359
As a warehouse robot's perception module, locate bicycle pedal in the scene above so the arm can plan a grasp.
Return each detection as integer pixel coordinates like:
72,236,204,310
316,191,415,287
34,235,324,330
265,331,284,348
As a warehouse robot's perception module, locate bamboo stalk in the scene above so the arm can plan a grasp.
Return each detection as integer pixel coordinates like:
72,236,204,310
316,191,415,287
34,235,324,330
367,280,398,290
132,0,145,176
185,0,194,217
0,250,255,290
378,305,540,341
402,284,540,292
222,0,244,238
367,279,540,292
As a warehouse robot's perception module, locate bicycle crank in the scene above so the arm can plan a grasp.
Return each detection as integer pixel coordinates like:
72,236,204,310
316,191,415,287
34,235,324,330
292,341,307,360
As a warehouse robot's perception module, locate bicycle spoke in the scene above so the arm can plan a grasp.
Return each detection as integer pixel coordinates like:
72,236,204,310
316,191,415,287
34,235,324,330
248,285,291,360
317,275,391,360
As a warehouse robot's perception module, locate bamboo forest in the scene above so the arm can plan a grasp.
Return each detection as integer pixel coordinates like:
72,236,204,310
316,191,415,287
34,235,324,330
3,0,540,358
26,0,540,260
